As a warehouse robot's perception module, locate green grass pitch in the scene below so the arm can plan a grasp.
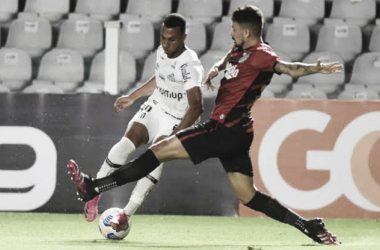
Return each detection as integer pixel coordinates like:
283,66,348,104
1,213,379,250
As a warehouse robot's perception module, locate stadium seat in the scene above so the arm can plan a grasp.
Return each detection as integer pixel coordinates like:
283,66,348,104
5,15,52,58
0,84,11,93
22,81,65,94
177,0,223,25
315,23,362,63
119,16,155,60
125,51,156,95
369,24,380,52
125,0,171,24
24,0,70,23
285,84,328,99
0,0,18,24
32,48,84,92
265,22,310,61
77,50,136,94
199,50,228,98
0,48,32,91
138,51,156,84
348,52,380,92
186,18,207,56
328,0,376,27
296,51,345,95
210,19,234,52
338,85,379,100
75,0,120,21
227,0,274,20
275,0,324,26
56,15,104,59
265,51,293,95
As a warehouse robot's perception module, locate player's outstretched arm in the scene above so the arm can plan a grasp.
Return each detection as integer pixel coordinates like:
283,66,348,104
274,60,343,78
114,75,156,112
204,50,231,90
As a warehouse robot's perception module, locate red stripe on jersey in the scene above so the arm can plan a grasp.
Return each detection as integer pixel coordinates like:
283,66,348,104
210,43,280,126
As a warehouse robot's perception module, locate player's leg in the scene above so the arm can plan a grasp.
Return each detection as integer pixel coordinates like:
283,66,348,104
123,163,163,216
225,157,340,245
84,101,158,221
123,113,182,217
96,122,148,178
69,120,220,203
84,122,149,222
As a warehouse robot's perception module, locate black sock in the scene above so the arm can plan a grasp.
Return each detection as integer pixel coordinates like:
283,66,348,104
95,149,160,193
245,191,288,222
245,191,307,234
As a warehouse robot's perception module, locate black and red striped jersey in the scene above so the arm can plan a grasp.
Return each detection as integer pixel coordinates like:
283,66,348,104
210,43,280,130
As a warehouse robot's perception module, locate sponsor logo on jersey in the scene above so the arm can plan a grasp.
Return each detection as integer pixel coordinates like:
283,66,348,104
180,64,191,83
225,62,239,80
156,86,183,101
159,73,165,81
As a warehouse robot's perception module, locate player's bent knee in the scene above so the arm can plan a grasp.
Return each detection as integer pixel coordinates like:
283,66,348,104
150,136,188,161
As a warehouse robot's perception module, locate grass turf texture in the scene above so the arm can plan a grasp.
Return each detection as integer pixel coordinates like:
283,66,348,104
1,213,379,250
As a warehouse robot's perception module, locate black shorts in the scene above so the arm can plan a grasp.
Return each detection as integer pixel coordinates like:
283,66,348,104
176,119,254,177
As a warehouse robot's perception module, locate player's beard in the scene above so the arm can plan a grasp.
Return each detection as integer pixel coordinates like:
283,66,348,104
233,38,243,49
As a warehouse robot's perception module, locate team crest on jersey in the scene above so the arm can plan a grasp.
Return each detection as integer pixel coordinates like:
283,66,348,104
167,73,176,82
225,62,239,79
239,52,251,63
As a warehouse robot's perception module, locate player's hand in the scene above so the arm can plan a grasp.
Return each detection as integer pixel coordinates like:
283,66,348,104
204,67,219,91
316,60,343,74
109,212,128,232
114,95,134,112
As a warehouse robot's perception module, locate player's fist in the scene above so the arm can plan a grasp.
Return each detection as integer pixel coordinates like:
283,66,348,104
114,95,134,112
204,67,219,91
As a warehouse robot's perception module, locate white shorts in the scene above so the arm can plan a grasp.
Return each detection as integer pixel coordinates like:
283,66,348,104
127,99,182,144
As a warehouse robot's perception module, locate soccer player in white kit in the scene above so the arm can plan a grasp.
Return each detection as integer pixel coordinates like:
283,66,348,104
83,13,204,222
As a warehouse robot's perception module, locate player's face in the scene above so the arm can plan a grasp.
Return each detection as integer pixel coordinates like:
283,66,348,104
230,22,244,48
161,25,186,58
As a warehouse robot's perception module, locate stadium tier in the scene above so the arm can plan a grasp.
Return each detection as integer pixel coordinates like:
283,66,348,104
0,0,379,100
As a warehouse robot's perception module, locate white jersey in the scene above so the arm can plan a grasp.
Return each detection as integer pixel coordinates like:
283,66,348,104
148,46,204,118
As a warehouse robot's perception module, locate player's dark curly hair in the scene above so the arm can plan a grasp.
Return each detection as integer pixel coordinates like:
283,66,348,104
163,13,186,34
232,5,264,37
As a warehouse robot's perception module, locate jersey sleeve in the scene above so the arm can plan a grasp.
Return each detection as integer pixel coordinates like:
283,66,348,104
180,62,204,91
251,46,281,73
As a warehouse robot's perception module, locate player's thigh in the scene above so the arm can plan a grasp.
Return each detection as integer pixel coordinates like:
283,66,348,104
152,113,181,143
175,120,220,164
219,148,254,177
125,122,149,148
150,135,190,162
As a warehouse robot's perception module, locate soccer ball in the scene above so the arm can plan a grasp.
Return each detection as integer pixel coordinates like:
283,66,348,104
98,207,131,240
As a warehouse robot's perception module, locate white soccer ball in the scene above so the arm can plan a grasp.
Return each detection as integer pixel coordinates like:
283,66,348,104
98,207,131,240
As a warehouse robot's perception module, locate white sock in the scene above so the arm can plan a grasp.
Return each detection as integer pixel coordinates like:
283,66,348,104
96,137,136,178
123,163,163,215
